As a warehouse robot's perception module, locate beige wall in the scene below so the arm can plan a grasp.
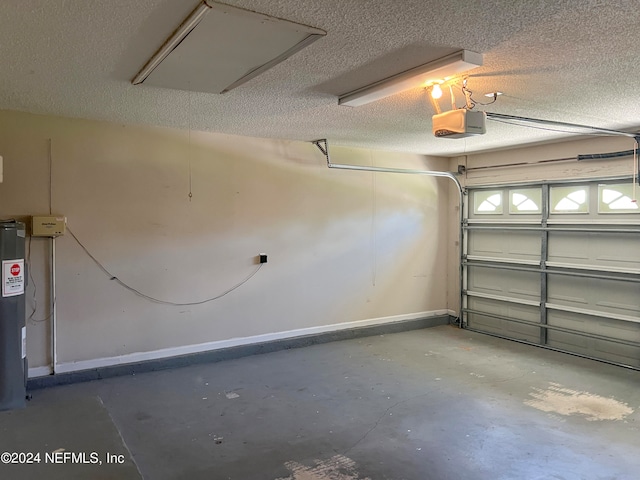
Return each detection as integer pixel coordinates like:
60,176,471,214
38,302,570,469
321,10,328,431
459,135,637,186
0,110,452,373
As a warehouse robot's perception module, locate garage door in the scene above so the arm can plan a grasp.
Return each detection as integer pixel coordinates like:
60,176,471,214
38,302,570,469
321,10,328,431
462,180,640,369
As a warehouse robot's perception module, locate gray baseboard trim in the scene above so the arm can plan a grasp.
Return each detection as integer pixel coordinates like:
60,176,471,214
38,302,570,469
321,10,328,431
27,315,448,390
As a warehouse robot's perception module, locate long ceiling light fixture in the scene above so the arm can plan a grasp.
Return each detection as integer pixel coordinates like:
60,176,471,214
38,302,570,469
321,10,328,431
338,50,483,107
132,2,212,86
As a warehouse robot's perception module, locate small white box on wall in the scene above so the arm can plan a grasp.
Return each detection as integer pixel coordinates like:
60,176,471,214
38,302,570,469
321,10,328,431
32,216,66,237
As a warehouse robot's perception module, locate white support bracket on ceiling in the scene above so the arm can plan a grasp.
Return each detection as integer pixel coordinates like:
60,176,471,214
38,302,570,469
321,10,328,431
311,139,329,164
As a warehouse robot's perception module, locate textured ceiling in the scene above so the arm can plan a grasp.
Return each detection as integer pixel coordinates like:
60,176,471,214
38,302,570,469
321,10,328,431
1,0,639,156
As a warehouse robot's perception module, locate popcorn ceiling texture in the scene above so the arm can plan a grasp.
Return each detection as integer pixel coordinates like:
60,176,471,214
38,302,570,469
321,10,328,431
0,0,639,155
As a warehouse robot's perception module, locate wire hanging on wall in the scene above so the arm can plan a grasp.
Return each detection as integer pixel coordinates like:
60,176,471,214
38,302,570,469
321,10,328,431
26,235,53,324
188,89,194,202
633,139,638,202
67,226,263,306
369,150,377,288
48,138,53,214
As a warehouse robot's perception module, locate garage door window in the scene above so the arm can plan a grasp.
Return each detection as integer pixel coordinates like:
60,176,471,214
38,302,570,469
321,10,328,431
474,190,503,214
598,184,639,213
550,186,588,213
509,188,542,214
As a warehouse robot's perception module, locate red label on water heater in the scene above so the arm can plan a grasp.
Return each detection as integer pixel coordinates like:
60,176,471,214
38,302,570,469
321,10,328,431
2,259,25,297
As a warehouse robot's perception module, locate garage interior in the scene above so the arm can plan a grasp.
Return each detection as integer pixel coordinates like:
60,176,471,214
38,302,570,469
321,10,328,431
0,1,639,479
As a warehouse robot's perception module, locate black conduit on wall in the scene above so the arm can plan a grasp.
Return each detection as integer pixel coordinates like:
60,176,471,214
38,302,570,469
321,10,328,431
578,150,635,161
577,136,640,185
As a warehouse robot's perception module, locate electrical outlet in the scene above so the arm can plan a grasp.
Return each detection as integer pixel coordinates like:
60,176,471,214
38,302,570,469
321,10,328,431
259,253,268,264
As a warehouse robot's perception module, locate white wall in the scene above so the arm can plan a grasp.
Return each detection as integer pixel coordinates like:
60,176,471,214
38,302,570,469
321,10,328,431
0,110,451,374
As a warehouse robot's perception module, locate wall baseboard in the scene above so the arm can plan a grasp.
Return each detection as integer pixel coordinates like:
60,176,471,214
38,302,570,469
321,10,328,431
28,365,53,378
27,310,449,390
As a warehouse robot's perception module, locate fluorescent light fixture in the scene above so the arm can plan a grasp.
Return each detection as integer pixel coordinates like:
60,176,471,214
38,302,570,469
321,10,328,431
338,50,483,107
132,1,212,86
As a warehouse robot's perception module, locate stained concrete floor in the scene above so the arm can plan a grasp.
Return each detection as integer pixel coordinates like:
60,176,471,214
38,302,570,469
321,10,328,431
2,325,639,480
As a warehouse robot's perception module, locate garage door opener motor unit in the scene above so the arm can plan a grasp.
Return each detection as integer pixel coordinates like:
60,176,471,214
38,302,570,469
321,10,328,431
432,109,486,138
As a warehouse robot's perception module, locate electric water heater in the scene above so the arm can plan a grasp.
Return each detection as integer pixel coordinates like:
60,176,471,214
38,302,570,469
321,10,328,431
0,220,27,411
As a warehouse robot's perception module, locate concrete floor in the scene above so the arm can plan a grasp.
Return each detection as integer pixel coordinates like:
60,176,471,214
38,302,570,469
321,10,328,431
1,325,639,480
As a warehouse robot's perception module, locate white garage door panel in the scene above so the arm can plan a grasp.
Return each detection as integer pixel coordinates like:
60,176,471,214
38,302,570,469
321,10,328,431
468,231,540,261
547,330,640,368
467,313,503,334
547,330,589,350
548,232,640,270
548,275,640,320
548,232,589,262
468,298,540,322
547,310,640,342
468,313,540,342
593,341,640,368
464,181,640,369
467,298,540,342
506,322,539,339
468,266,540,301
